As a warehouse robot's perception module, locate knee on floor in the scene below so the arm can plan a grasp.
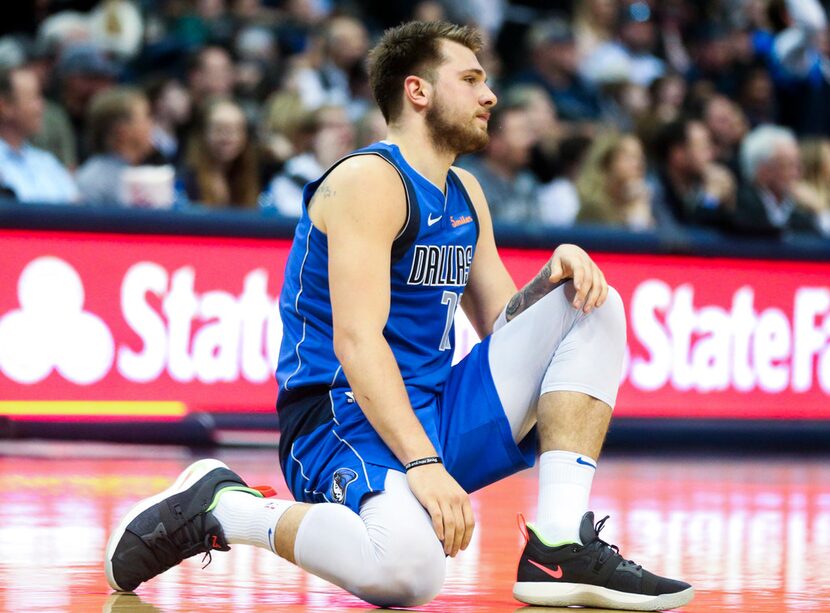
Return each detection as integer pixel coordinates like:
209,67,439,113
357,530,446,607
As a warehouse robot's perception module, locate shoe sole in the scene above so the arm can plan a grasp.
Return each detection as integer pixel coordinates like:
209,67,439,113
104,458,230,592
513,582,694,611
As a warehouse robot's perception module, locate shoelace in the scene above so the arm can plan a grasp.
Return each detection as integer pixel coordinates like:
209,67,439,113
196,529,218,569
588,515,642,571
147,510,214,569
200,547,213,569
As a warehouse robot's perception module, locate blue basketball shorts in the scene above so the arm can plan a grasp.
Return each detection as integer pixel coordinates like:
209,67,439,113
277,336,537,514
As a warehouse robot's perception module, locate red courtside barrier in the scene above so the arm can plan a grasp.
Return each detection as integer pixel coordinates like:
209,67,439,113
0,229,828,422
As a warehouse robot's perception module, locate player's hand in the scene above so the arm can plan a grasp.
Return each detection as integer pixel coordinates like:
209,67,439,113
549,244,608,314
405,463,474,557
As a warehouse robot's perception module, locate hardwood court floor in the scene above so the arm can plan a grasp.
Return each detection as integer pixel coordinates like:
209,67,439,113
1,441,828,613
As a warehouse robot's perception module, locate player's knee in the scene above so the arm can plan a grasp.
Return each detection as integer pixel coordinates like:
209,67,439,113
597,285,626,340
388,534,446,605
359,530,446,606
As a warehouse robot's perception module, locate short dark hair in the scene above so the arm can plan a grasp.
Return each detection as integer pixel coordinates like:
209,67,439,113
368,21,482,124
654,117,695,158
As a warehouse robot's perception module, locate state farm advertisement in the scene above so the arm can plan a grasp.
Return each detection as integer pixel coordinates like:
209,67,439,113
0,229,828,421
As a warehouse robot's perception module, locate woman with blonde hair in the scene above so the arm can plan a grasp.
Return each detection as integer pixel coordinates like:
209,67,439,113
573,0,618,60
180,97,260,208
794,138,830,235
576,131,653,229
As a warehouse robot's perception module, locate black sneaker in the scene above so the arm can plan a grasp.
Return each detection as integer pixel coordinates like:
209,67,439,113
513,512,694,611
105,459,263,592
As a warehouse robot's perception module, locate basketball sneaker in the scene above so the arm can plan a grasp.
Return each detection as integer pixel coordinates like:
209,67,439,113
513,512,694,611
105,459,263,592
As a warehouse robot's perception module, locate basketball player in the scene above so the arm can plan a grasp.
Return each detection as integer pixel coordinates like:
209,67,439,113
106,22,694,610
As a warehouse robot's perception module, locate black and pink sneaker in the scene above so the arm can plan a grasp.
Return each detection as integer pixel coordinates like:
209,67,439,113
105,459,264,592
514,512,694,611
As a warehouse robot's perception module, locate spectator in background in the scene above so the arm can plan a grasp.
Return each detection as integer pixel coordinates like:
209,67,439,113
794,138,830,235
637,72,688,150
22,39,79,170
537,134,592,227
649,73,687,123
180,97,259,208
259,89,315,178
738,64,777,127
289,15,370,117
701,94,749,176
581,1,665,88
513,18,602,123
455,103,540,224
503,84,562,184
262,103,355,217
733,124,821,235
187,46,235,105
54,43,119,162
76,86,155,206
273,0,325,58
0,65,78,203
756,0,830,135
145,76,192,165
576,131,653,230
234,25,281,118
596,78,651,132
649,117,735,230
685,23,742,97
573,0,618,61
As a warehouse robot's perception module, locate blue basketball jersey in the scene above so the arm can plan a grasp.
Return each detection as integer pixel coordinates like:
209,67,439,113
276,142,480,402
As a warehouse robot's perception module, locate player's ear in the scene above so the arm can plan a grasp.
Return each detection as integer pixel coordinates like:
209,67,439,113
403,75,432,112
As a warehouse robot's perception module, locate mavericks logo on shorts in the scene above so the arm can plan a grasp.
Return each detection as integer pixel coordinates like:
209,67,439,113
330,468,358,503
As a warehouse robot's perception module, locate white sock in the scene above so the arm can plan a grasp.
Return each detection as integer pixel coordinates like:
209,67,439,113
535,450,596,545
213,491,297,553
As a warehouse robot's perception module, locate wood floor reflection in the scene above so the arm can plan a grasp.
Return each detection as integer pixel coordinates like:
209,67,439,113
1,441,828,612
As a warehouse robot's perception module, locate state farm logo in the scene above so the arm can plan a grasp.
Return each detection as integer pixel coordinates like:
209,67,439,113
0,257,114,384
628,280,830,393
0,257,281,386
118,262,280,384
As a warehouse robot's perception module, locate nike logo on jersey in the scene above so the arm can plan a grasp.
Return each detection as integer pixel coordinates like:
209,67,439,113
427,213,442,226
344,391,355,403
528,559,564,579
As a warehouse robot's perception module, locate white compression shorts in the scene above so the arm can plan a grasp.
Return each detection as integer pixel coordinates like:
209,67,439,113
489,281,626,442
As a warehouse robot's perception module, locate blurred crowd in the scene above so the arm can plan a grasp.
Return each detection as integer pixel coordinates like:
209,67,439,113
2,0,830,239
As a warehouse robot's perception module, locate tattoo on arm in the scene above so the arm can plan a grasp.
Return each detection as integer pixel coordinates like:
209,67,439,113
308,182,336,210
505,293,524,318
505,261,559,323
318,185,336,199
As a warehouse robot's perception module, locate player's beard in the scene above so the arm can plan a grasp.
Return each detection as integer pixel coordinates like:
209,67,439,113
425,101,489,157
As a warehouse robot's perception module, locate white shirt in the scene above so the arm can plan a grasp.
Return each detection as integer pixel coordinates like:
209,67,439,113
0,138,78,204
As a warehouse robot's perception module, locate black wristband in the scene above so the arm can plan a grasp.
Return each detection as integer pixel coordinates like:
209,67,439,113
404,456,443,471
